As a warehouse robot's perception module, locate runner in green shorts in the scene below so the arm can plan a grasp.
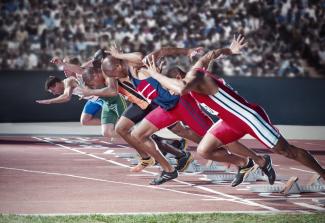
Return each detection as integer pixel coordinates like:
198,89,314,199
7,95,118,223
99,94,127,140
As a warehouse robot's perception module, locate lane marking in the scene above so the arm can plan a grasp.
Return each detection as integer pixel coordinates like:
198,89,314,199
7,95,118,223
33,136,279,211
0,166,230,201
290,168,316,174
293,202,325,211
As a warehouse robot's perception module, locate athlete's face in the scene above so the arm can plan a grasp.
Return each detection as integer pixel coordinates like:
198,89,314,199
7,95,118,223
86,72,105,89
48,82,64,95
102,61,127,79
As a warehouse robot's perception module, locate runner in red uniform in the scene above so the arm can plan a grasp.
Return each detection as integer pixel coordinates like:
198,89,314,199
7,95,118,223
145,35,325,180
103,42,276,186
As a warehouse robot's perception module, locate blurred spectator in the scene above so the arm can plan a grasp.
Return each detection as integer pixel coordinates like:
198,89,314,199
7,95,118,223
0,0,324,77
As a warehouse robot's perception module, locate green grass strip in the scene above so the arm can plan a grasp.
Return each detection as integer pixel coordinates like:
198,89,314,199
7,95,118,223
1,213,325,223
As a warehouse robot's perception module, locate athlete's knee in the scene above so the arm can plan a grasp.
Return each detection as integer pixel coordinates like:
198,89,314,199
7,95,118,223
80,115,91,125
115,122,129,136
197,144,211,159
102,126,115,138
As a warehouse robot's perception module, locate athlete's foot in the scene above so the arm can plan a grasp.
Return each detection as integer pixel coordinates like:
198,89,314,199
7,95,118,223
176,151,194,172
130,156,155,172
231,158,254,187
260,154,276,185
150,169,178,185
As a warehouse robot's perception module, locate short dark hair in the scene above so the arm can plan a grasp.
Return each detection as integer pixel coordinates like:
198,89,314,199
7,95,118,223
101,55,121,72
45,76,61,91
166,66,186,79
68,57,81,65
82,67,101,84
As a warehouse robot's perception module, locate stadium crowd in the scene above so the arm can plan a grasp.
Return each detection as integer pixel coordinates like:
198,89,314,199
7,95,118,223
0,0,324,77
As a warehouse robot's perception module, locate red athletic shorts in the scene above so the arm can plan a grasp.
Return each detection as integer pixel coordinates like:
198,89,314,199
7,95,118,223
145,94,213,136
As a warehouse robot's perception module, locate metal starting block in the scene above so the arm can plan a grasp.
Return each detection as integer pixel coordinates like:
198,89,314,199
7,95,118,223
249,174,325,195
184,160,228,173
206,167,268,183
312,199,325,207
115,153,137,159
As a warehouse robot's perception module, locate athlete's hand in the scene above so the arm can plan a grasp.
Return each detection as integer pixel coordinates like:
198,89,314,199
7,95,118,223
144,55,164,74
50,56,64,65
106,42,122,58
188,47,204,61
36,99,51,104
229,34,247,54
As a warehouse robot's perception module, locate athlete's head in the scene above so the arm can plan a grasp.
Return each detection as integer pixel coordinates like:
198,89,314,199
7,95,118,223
82,67,104,89
101,55,127,79
166,66,186,79
45,76,64,95
63,57,81,77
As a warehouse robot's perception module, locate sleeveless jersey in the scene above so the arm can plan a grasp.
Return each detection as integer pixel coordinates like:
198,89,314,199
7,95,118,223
129,73,180,110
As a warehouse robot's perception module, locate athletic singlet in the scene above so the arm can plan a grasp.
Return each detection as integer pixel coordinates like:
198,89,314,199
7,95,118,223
129,71,180,110
117,79,150,110
63,76,103,106
190,68,260,122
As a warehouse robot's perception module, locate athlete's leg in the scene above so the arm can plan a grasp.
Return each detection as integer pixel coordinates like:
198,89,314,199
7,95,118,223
101,123,116,138
226,141,266,167
80,113,101,125
115,115,150,158
132,118,175,173
168,122,202,143
80,100,102,125
273,136,325,179
197,133,246,166
151,134,185,158
100,96,126,139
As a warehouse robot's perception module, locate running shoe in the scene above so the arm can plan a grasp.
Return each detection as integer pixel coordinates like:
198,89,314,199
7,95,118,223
176,151,194,172
150,169,178,185
130,156,155,172
260,154,276,185
231,158,255,187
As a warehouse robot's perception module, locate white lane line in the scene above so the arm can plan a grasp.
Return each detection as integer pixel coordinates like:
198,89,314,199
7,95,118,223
33,136,279,211
0,166,229,201
290,168,316,174
248,197,325,201
293,202,325,211
194,186,278,211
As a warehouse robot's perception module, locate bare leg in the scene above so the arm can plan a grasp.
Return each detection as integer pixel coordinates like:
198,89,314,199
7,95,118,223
274,137,325,179
115,116,150,158
131,119,175,172
197,133,247,167
152,134,184,158
169,122,202,143
227,141,266,167
80,113,101,125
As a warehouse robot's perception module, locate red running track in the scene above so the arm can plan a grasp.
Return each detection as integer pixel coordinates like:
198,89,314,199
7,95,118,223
0,135,324,214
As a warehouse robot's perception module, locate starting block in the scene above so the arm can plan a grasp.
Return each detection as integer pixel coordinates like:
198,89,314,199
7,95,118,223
206,166,267,183
115,153,137,159
313,199,325,207
249,174,325,195
184,160,228,173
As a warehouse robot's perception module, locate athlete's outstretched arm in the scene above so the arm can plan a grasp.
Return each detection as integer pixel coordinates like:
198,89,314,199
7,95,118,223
51,57,84,76
145,35,247,95
105,43,143,65
81,75,119,98
144,47,203,63
36,78,75,104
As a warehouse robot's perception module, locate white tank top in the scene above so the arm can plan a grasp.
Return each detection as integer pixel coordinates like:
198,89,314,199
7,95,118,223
63,76,99,101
